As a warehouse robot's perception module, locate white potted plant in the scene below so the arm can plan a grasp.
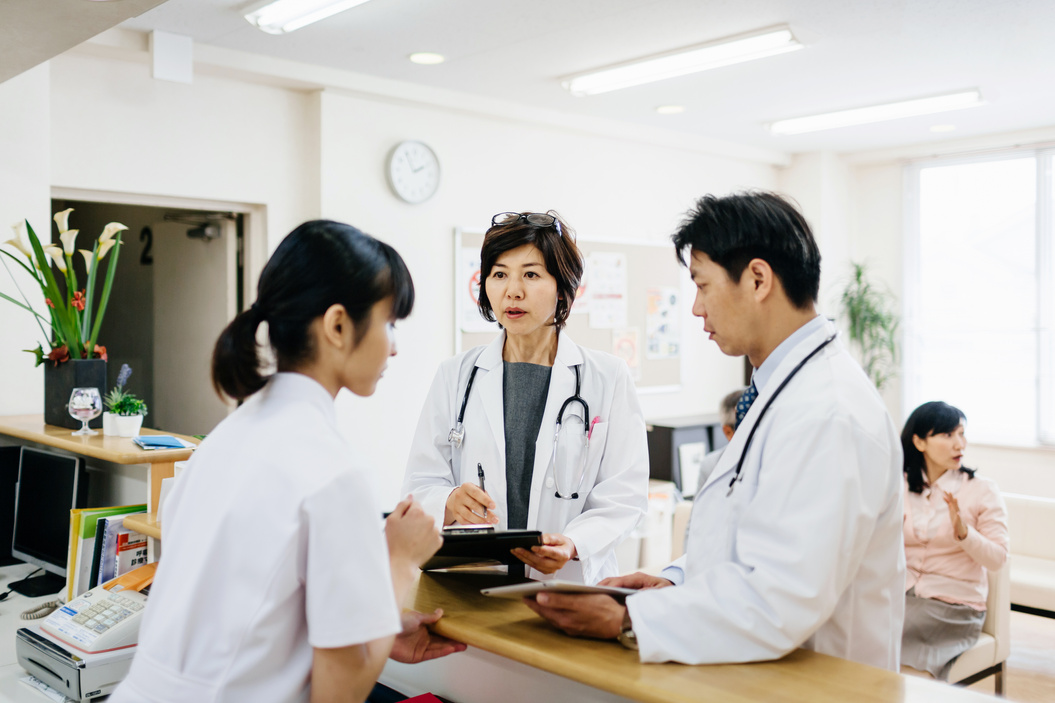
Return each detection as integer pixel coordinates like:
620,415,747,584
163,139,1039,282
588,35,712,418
103,364,148,437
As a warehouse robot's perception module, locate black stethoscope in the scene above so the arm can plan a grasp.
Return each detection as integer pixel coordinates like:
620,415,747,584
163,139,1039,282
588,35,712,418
448,363,590,500
726,333,837,497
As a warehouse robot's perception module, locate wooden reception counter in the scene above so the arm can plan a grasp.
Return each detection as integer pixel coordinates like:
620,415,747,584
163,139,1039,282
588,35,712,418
381,571,993,703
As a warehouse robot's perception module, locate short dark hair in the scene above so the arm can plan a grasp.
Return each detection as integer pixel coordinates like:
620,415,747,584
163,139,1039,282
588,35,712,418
901,401,976,493
719,388,745,428
671,191,821,309
212,220,414,401
477,211,583,331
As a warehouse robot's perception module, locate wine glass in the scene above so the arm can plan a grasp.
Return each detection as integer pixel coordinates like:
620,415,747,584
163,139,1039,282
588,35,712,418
68,387,102,436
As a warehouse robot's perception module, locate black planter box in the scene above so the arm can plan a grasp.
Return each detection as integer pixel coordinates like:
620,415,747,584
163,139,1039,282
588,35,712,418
44,359,107,429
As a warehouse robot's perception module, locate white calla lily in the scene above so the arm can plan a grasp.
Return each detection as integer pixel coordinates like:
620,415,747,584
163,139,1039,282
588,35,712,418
97,239,118,260
79,249,94,270
54,208,74,234
99,222,128,243
6,221,33,259
60,229,79,255
43,245,67,272
3,236,33,260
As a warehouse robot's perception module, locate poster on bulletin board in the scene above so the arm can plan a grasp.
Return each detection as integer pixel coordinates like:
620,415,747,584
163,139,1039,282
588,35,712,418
453,228,681,391
457,245,497,334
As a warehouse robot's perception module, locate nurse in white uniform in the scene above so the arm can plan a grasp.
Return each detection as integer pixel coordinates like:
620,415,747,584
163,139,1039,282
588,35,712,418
527,192,905,671
111,221,463,703
403,211,649,584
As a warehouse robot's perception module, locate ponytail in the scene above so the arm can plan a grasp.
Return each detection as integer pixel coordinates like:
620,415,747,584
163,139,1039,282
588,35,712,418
210,220,415,402
212,304,268,402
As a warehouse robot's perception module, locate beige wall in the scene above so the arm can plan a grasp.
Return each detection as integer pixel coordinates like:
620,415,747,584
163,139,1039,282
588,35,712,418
0,65,51,413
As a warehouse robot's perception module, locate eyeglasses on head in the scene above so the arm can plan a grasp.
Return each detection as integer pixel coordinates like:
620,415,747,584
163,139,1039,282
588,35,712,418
491,212,562,237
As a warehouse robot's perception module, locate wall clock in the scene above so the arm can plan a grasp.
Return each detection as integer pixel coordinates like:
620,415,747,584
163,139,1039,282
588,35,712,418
386,140,440,204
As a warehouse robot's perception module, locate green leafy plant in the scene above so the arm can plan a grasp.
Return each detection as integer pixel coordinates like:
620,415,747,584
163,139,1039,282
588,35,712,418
839,262,899,391
1,208,126,365
104,363,148,417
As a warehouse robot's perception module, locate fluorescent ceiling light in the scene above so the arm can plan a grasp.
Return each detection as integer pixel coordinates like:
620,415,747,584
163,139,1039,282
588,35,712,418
409,52,445,65
563,26,802,97
245,0,372,35
768,90,985,135
655,105,686,115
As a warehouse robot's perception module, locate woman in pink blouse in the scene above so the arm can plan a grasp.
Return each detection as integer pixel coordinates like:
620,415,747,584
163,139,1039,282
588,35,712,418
900,401,1009,680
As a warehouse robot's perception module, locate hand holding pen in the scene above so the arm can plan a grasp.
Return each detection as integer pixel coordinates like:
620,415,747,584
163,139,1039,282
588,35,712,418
443,464,499,526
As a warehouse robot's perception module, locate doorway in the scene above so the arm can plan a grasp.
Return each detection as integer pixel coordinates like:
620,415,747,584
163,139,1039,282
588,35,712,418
49,197,248,436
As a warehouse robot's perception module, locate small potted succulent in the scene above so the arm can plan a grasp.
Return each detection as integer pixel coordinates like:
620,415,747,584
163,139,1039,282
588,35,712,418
104,364,148,437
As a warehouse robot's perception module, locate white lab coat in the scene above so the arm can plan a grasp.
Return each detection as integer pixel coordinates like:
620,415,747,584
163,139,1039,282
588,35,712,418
403,332,649,584
111,374,401,703
627,319,906,670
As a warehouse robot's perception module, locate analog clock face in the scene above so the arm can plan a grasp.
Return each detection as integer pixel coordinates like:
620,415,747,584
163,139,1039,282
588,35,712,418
387,140,440,204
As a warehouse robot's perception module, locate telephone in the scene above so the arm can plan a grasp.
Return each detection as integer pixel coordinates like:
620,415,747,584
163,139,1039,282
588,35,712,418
41,562,156,654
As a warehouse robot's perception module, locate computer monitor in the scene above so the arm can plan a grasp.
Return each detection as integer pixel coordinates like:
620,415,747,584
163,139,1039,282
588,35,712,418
9,447,88,597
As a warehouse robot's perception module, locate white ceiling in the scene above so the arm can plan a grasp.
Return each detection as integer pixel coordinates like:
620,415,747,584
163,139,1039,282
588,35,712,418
66,0,1055,154
0,0,168,84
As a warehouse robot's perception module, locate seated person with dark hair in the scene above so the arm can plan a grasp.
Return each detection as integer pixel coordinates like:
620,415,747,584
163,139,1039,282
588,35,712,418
900,401,1008,680
692,387,745,493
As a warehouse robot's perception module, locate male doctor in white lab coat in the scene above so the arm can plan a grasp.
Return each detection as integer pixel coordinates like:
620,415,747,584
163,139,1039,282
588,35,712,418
526,191,905,670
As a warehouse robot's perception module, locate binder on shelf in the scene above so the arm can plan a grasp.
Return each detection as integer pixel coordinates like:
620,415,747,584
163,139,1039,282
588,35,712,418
66,504,146,600
88,511,147,590
114,531,148,577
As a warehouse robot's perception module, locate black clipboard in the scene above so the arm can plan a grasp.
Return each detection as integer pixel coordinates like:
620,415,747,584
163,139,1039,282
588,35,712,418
421,529,542,571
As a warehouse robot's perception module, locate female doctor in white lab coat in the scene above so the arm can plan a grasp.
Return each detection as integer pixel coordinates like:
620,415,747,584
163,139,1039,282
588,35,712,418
402,211,649,584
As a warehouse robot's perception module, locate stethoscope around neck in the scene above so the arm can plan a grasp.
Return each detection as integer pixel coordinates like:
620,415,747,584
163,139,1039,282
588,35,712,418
448,362,590,501
726,333,837,497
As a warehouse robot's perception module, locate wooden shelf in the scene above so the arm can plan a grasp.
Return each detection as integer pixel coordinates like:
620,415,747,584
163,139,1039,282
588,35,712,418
0,414,198,465
0,414,199,545
123,512,161,540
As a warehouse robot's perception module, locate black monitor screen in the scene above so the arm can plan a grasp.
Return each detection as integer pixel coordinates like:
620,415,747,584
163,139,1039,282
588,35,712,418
12,447,86,576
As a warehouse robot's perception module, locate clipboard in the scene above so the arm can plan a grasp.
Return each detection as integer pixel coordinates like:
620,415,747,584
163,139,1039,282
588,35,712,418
421,529,542,571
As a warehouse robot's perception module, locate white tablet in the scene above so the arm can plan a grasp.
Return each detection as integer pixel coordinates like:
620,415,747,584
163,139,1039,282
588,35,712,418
480,580,637,599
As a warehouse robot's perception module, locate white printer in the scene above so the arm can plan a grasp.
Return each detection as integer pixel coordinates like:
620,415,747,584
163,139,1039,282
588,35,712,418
15,563,155,700
16,625,135,700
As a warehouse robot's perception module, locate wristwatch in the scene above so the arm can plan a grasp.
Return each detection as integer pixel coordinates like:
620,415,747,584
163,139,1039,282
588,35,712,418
617,609,638,650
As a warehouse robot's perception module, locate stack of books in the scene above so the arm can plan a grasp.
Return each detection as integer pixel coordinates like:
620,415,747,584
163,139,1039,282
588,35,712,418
65,504,149,600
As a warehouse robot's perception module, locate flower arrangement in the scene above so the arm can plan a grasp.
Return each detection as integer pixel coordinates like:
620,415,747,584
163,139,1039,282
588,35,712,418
104,364,148,417
0,208,126,366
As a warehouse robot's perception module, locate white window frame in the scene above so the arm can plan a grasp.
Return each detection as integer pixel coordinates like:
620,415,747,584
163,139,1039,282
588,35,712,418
904,148,1055,447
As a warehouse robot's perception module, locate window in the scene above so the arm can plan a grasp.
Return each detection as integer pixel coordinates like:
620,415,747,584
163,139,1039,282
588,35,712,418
905,150,1055,446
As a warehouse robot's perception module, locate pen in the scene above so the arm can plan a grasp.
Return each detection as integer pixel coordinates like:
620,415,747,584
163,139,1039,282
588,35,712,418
478,463,487,518
589,416,601,440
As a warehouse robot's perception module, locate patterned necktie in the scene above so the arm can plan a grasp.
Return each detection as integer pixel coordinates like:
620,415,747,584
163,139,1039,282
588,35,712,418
734,381,759,430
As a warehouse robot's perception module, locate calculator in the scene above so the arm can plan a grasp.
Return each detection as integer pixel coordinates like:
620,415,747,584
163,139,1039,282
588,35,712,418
42,566,154,654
